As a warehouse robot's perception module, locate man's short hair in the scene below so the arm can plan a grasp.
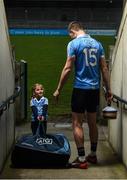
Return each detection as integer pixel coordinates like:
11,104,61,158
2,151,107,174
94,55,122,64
68,21,84,31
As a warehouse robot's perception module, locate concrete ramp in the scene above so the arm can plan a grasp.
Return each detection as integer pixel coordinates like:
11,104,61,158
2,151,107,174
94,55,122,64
0,122,127,179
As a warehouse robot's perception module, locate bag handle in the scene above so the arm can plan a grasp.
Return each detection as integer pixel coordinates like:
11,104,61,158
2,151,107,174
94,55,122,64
36,121,46,137
107,102,111,106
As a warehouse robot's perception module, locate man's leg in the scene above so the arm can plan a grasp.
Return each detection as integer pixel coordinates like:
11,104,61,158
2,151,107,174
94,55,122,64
71,112,88,169
72,112,84,148
87,112,98,143
86,112,98,163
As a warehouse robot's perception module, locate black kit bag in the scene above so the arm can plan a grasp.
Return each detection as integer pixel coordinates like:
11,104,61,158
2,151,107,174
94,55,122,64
11,122,71,168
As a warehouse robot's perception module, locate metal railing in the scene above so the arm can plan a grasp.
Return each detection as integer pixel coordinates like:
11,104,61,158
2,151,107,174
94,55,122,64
103,86,127,110
0,86,21,116
113,94,127,110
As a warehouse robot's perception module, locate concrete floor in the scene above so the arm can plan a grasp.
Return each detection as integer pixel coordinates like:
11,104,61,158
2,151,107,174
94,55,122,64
0,122,127,179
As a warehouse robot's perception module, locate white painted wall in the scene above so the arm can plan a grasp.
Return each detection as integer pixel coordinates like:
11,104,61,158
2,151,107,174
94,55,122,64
109,2,127,167
122,8,127,166
0,0,15,172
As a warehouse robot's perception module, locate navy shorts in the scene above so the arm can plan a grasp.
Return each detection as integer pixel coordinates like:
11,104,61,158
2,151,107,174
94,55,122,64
71,88,100,113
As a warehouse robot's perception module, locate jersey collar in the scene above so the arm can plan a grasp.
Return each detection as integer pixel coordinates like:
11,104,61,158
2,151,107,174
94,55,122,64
77,34,90,38
34,96,44,102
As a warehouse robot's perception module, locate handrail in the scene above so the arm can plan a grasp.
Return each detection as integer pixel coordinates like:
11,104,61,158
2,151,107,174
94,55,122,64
103,86,127,110
113,94,127,105
112,94,127,110
0,86,21,116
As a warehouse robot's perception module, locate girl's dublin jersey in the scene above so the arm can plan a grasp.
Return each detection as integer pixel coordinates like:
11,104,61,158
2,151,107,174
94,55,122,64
67,34,105,89
30,97,48,121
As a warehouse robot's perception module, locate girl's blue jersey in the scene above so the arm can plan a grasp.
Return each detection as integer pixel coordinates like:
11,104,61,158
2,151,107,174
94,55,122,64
30,97,48,121
67,34,105,89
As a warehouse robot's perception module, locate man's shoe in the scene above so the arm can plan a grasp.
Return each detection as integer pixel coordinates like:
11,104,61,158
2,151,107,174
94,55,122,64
86,155,97,164
71,157,88,169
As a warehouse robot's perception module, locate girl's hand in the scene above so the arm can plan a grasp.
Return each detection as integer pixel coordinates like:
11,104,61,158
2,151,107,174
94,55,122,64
40,116,45,121
37,116,45,121
37,116,42,121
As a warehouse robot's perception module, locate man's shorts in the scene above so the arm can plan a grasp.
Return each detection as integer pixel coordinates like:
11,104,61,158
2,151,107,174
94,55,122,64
71,88,100,113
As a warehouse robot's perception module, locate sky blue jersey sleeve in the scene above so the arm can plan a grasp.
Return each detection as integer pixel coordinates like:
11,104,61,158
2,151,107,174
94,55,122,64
67,41,75,57
99,42,105,58
30,98,34,106
44,98,48,105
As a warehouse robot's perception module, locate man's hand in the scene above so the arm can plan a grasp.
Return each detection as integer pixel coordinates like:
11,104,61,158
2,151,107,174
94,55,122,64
53,89,60,103
105,90,113,105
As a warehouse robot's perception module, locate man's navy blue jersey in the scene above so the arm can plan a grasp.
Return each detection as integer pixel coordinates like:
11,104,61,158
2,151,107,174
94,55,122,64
30,97,48,121
67,34,105,89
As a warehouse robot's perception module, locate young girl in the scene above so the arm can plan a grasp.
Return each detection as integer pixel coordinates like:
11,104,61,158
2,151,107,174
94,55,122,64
30,83,48,135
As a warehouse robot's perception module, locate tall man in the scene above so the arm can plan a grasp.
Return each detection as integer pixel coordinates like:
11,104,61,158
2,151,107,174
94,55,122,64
53,21,112,169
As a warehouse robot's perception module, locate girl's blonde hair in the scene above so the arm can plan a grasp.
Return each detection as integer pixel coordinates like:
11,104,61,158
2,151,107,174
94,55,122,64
31,83,44,98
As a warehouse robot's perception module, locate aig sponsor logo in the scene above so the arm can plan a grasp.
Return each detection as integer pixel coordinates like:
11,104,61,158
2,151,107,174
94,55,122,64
36,138,53,145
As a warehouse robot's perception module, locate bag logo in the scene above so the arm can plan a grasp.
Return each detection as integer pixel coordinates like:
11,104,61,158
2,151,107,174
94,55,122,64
36,138,53,145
